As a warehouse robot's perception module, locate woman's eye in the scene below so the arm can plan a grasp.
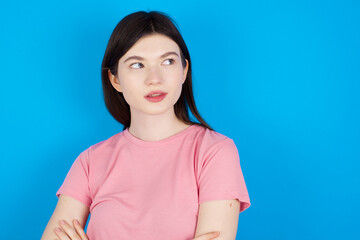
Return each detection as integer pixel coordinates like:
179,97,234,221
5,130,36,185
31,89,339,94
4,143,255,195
130,59,174,69
163,59,175,65
130,62,143,69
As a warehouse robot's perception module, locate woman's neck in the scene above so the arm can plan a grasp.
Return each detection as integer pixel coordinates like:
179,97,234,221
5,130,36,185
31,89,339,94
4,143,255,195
128,111,191,142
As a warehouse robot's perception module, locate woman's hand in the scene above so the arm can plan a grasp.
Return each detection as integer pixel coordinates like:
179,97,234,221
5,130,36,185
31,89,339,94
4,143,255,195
193,231,220,239
54,219,88,240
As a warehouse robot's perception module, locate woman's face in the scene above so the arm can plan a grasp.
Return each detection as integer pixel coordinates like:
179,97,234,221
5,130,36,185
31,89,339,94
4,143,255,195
108,33,189,118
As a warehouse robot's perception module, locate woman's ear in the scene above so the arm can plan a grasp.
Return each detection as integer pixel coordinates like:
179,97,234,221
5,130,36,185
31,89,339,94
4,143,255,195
108,69,122,92
182,59,189,84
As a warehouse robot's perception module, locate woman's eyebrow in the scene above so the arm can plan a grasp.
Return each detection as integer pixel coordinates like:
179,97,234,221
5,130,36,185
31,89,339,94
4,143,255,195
123,51,179,63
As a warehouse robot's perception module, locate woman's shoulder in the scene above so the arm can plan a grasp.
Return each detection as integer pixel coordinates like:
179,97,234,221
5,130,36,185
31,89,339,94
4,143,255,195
192,124,234,147
85,130,125,154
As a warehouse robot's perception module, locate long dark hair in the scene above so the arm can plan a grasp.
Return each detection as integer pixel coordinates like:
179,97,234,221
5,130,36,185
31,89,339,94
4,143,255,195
101,10,213,131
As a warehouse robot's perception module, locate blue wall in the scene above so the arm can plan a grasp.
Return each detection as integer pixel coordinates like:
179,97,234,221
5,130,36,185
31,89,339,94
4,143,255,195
1,0,359,239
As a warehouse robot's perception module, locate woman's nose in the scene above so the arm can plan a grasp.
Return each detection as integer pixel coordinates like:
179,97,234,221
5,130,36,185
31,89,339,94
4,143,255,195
145,66,163,85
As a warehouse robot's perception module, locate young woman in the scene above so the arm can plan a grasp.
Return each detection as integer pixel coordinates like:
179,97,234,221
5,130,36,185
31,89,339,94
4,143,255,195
41,10,251,240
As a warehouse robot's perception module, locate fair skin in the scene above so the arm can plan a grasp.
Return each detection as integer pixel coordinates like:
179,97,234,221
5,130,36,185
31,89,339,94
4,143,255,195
109,33,191,141
41,33,241,240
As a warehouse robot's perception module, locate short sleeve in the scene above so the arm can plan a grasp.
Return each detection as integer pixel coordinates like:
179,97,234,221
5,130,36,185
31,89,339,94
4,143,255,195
56,148,92,207
198,139,251,213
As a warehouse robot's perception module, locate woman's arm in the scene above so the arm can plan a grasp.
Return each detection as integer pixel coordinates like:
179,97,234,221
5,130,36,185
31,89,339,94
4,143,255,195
41,194,90,240
194,199,240,240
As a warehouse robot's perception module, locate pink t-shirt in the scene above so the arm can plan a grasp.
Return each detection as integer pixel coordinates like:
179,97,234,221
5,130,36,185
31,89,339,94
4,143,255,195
56,124,251,239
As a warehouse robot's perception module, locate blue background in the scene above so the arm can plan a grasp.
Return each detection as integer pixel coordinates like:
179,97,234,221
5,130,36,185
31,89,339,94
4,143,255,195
1,0,359,239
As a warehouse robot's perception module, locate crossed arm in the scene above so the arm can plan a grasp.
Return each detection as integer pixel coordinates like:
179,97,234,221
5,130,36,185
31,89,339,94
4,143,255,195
41,195,240,240
194,199,240,239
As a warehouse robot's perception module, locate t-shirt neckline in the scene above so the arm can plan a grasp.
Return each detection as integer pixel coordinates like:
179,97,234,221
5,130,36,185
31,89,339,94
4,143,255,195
123,124,198,147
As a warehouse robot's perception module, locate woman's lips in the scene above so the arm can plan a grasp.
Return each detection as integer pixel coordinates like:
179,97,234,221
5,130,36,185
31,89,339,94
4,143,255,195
145,90,167,97
144,93,167,102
